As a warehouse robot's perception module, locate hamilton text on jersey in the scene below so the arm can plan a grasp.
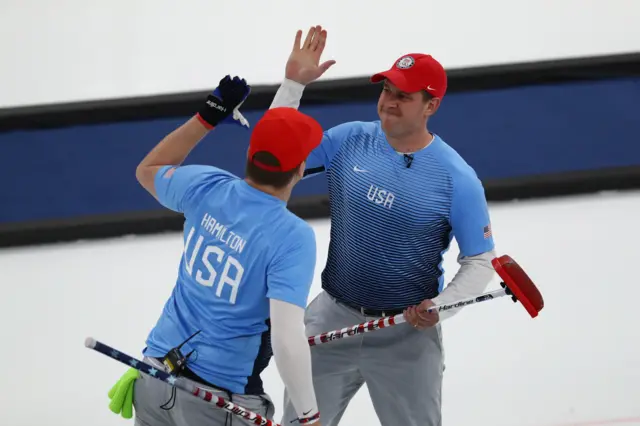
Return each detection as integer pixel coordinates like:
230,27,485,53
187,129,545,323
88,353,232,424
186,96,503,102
200,212,248,254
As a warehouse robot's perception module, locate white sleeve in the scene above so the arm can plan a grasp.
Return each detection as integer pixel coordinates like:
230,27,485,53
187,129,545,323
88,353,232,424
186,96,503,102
270,298,319,423
431,249,497,322
269,78,306,110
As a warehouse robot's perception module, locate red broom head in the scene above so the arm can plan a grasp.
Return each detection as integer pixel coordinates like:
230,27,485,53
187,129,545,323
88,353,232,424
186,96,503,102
492,255,544,318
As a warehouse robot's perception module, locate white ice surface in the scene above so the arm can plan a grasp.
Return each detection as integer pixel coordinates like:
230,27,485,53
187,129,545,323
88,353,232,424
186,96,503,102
1,191,639,426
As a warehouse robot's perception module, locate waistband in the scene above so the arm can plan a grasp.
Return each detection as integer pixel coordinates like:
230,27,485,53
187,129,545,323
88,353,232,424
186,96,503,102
146,356,234,396
326,291,406,318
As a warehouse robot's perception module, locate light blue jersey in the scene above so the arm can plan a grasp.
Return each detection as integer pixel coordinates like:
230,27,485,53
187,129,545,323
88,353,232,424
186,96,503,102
142,165,317,395
304,121,495,310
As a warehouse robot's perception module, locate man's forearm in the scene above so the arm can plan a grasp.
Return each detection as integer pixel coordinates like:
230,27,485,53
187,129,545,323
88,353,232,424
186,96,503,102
138,115,210,170
270,78,306,109
432,249,497,321
135,115,211,197
270,298,320,422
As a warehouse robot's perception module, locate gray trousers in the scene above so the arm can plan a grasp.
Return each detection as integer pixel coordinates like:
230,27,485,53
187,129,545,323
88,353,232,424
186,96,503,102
133,357,275,426
282,291,445,426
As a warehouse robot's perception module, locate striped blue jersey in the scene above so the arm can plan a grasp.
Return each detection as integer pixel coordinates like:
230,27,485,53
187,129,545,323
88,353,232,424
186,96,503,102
142,164,317,395
304,121,495,310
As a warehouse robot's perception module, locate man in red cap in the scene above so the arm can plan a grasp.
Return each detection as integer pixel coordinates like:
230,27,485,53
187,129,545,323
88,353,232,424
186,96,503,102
271,26,497,426
123,75,325,426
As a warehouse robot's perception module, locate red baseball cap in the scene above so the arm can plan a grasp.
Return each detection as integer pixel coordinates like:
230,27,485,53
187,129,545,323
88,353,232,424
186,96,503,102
248,107,323,172
370,53,447,99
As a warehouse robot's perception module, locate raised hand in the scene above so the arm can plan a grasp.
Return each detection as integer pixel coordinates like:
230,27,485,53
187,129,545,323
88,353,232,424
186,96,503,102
197,75,251,129
285,25,336,86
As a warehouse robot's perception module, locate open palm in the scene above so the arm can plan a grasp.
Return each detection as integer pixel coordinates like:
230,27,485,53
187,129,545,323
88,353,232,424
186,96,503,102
285,25,336,86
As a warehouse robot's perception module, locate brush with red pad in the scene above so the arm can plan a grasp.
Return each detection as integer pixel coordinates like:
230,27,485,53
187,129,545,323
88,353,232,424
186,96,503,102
307,254,544,346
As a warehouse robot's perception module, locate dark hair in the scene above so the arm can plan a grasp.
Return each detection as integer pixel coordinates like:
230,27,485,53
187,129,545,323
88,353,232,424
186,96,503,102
245,151,299,189
422,90,435,102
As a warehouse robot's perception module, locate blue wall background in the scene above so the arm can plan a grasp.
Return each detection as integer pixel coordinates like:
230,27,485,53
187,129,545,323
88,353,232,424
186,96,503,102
1,77,639,225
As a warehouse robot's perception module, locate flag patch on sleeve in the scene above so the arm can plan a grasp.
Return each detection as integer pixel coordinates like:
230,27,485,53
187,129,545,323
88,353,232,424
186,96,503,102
163,167,177,179
483,224,492,239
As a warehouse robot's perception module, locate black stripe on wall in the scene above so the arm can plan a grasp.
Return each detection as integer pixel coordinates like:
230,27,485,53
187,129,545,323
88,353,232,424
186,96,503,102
1,52,639,248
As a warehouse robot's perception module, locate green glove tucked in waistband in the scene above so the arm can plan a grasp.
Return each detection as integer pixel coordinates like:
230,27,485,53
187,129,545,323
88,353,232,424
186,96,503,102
108,368,140,419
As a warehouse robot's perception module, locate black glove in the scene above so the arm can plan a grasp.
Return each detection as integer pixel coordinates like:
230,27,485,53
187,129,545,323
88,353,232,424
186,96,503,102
197,75,251,129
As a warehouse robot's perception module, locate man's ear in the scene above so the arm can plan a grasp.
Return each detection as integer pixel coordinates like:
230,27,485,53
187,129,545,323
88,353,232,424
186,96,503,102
432,97,442,112
425,97,441,118
297,161,306,178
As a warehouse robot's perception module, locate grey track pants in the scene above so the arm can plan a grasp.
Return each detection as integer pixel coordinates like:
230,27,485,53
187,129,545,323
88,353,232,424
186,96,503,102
133,357,275,426
281,291,445,426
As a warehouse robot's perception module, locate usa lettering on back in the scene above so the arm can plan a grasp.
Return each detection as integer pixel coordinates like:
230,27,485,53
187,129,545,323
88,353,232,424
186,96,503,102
181,213,250,304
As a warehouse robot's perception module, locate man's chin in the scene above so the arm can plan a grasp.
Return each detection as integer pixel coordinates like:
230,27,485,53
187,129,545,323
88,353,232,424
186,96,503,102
380,115,400,132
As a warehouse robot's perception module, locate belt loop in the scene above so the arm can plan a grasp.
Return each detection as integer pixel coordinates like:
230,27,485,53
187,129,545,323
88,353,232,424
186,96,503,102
360,306,365,315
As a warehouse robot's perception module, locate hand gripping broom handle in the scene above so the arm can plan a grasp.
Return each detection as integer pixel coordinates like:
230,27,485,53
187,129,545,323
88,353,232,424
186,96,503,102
84,338,281,426
307,254,545,347
308,287,510,346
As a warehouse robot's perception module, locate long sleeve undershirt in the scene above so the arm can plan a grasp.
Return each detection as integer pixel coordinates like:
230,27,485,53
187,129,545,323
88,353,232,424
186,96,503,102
270,298,319,422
